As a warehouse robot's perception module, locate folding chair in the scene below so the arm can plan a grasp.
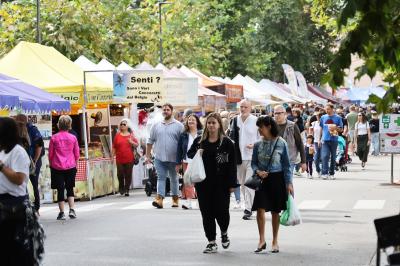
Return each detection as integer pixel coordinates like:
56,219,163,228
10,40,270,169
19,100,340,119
374,214,400,265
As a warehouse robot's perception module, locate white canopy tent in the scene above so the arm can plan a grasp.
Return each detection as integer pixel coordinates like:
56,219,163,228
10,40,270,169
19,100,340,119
117,61,133,71
258,79,308,104
244,76,293,103
231,74,278,105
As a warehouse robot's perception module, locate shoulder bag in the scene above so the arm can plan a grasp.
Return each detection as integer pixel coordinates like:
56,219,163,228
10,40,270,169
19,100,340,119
244,138,279,191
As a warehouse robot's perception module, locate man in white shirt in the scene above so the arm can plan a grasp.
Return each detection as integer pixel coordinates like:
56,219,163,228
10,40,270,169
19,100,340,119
229,99,259,220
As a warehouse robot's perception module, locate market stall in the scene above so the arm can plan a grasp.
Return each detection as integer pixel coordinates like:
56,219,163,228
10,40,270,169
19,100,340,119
0,72,70,203
0,41,115,200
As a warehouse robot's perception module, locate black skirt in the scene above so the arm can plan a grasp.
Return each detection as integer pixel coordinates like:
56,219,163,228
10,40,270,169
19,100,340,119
251,171,288,213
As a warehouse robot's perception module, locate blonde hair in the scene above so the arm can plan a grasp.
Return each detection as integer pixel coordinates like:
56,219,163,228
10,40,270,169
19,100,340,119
200,112,226,144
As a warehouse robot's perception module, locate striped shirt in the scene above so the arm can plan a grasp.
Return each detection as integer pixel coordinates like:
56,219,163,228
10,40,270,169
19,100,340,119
147,119,184,162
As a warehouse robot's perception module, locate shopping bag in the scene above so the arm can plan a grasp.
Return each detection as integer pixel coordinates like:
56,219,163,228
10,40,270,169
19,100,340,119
183,150,206,184
280,194,302,226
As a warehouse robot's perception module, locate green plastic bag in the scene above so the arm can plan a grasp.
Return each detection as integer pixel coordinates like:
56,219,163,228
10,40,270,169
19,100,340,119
280,195,301,226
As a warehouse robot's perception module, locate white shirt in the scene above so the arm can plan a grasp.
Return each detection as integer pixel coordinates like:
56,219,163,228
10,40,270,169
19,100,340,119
312,121,322,143
237,114,259,161
0,144,30,197
184,133,195,164
356,122,369,135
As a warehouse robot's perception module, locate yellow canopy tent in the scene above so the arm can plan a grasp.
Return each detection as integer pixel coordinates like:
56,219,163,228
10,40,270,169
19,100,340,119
0,41,112,106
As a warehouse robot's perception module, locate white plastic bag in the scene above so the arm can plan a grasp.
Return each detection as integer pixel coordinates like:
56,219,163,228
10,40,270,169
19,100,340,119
183,150,206,184
280,194,302,226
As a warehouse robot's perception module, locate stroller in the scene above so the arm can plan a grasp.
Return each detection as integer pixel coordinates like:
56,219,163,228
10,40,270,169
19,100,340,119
143,162,173,197
335,135,348,172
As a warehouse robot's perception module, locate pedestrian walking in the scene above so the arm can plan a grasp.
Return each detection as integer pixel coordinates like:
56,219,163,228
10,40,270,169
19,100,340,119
15,114,44,213
251,116,292,254
228,99,260,220
319,103,344,180
370,111,380,156
187,112,237,254
305,135,315,178
310,112,323,177
346,105,358,155
49,115,80,220
273,105,306,178
355,113,371,169
146,103,184,209
112,118,139,196
176,114,202,209
0,117,45,265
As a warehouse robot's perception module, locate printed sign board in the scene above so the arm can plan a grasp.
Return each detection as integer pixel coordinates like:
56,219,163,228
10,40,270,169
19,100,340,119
127,70,164,104
379,114,400,153
163,77,198,106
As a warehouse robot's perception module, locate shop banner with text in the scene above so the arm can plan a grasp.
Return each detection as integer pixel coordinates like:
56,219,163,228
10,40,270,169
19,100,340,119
126,70,164,104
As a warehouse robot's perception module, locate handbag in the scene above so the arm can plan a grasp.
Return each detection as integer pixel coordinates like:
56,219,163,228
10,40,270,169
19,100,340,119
244,138,279,191
130,133,140,165
29,156,36,176
183,150,206,184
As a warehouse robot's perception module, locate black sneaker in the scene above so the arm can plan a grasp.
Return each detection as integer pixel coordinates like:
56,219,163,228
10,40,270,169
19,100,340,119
221,234,230,249
203,243,218,254
69,209,77,219
57,212,66,220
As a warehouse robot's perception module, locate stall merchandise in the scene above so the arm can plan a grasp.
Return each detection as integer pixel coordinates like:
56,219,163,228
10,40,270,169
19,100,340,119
0,41,116,201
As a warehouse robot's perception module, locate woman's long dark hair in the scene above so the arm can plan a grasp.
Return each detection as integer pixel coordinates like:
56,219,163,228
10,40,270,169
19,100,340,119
256,115,279,137
0,117,21,153
200,112,226,144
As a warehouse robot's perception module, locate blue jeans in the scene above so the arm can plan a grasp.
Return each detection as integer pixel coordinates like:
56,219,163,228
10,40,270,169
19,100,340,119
313,143,322,173
321,141,338,176
154,159,179,198
233,186,240,201
371,132,380,155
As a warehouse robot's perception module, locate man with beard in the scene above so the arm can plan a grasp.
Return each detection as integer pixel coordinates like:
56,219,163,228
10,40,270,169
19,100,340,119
146,103,184,209
319,103,343,180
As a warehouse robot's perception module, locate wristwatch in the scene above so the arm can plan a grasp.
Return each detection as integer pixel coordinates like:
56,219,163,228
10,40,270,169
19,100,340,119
0,161,4,172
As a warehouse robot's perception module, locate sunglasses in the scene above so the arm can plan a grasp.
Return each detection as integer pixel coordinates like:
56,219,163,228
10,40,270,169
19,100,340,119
120,123,127,126
274,112,285,115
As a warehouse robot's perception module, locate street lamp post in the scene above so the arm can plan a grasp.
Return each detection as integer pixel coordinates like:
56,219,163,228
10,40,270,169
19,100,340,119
36,0,41,43
158,1,172,64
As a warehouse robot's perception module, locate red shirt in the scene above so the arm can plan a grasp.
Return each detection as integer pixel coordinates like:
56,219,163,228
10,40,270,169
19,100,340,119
113,133,138,164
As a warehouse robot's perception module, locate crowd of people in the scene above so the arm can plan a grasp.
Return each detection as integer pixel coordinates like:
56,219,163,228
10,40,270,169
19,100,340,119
0,100,384,263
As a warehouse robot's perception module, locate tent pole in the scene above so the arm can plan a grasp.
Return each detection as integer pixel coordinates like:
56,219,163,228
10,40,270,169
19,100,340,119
82,71,92,200
107,104,115,194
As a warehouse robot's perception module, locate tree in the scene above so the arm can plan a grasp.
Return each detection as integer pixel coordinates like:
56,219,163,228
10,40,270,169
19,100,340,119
314,0,400,112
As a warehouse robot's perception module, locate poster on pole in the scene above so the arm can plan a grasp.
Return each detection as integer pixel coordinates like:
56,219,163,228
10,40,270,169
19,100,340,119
127,70,164,103
282,64,299,96
379,114,400,153
163,77,198,106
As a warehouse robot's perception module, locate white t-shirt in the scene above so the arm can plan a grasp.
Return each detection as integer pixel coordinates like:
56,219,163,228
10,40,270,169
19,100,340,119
237,114,260,161
312,121,322,143
356,122,369,136
184,133,195,164
0,144,30,197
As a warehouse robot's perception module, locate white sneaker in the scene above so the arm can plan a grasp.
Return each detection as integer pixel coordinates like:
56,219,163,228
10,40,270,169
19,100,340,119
294,171,302,176
329,175,335,180
317,172,322,178
233,201,241,209
307,173,313,179
322,175,328,180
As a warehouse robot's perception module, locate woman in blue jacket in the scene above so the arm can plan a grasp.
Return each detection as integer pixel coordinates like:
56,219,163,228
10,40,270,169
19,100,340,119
176,114,202,209
251,116,292,254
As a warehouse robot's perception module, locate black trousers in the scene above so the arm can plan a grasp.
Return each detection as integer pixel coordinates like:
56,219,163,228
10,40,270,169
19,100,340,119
0,194,34,266
357,134,370,163
29,158,42,211
196,184,230,242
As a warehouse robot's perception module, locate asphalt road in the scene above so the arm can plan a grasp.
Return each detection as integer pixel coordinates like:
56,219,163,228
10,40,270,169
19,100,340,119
39,155,400,266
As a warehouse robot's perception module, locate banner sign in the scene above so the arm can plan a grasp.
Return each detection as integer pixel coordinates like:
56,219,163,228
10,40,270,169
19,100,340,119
282,64,298,96
295,71,309,98
379,114,400,153
57,93,80,104
164,77,198,106
126,70,164,103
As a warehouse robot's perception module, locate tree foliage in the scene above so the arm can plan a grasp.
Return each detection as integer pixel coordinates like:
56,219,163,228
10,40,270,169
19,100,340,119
0,0,334,84
312,0,400,113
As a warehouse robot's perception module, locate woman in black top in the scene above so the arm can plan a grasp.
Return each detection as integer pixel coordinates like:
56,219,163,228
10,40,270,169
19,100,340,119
187,112,237,254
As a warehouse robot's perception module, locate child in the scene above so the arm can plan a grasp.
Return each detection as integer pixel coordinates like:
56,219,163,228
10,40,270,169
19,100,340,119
305,135,315,179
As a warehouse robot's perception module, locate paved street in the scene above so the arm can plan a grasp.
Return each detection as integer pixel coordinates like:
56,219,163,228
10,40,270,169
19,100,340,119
40,155,399,266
